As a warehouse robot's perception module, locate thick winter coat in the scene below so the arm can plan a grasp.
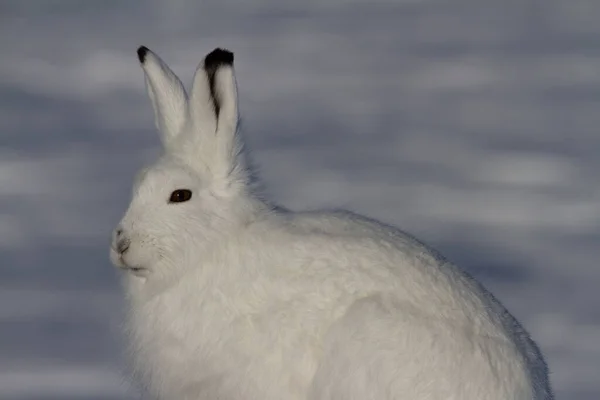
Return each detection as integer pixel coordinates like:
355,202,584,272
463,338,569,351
110,46,553,400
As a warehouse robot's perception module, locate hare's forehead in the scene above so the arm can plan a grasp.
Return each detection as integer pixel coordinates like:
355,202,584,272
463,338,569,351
133,159,196,190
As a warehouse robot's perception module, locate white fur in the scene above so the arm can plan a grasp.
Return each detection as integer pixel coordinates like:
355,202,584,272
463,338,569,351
110,46,554,400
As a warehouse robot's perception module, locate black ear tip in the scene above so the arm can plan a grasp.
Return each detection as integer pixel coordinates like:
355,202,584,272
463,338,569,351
204,48,234,69
137,46,149,63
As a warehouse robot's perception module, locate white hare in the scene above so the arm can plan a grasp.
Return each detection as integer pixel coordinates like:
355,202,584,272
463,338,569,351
110,46,553,400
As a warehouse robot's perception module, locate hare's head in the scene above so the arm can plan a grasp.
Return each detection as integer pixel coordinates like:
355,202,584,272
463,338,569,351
110,46,257,279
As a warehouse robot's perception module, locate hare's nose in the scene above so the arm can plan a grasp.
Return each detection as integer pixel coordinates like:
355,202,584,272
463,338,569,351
116,237,131,254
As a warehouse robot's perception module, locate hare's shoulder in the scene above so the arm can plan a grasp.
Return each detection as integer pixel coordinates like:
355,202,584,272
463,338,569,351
243,208,454,288
279,209,445,261
250,209,501,316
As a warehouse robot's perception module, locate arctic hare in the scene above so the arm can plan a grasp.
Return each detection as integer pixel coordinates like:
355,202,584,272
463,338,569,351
110,46,553,400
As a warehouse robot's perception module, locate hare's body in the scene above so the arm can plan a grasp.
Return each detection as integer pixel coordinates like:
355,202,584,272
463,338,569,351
111,47,553,399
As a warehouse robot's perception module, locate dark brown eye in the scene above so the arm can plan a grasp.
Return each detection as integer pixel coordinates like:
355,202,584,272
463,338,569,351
169,189,192,203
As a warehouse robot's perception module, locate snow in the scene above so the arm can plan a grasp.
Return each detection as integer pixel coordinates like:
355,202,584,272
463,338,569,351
1,1,599,398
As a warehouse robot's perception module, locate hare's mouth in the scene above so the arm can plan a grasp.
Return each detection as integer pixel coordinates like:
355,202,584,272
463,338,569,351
127,266,149,277
118,262,149,277
111,247,149,277
118,257,148,276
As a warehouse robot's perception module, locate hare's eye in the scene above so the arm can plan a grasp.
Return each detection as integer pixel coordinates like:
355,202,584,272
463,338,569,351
169,189,192,203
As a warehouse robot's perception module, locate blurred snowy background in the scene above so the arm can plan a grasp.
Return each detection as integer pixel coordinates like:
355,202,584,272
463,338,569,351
1,0,600,398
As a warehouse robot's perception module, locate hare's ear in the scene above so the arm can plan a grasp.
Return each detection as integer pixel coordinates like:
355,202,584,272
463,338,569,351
188,48,243,183
204,48,238,141
137,46,189,147
189,48,237,138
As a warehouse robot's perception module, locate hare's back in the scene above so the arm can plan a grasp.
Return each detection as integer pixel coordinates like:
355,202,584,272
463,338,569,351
275,210,495,319
281,210,551,399
308,292,536,400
